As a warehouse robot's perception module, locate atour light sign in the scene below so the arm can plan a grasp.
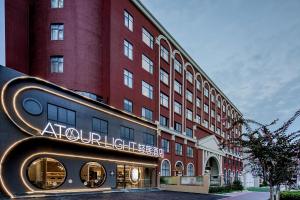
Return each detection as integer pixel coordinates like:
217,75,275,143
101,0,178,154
41,122,164,158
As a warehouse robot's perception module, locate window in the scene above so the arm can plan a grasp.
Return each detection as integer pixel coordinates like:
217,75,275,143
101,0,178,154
50,56,64,73
160,69,169,85
186,90,193,102
160,93,169,108
203,120,208,128
80,162,106,188
161,160,170,176
196,98,201,108
174,59,182,74
217,128,221,134
120,126,134,141
204,104,209,113
174,101,182,115
161,139,170,153
142,28,153,48
186,128,193,138
92,117,108,136
124,40,133,60
142,107,153,121
124,69,133,88
186,109,193,121
174,80,182,95
211,94,215,102
187,147,193,158
27,158,66,189
204,88,209,97
186,71,193,83
76,91,97,101
222,105,226,112
142,54,153,74
51,0,63,8
217,114,221,122
47,104,75,126
160,115,169,127
211,124,215,132
196,80,201,90
124,10,133,31
142,81,153,99
174,122,182,132
217,100,221,108
160,45,169,62
123,99,133,113
143,133,154,146
51,24,64,40
196,115,201,124
175,143,183,155
187,163,194,176
211,109,215,118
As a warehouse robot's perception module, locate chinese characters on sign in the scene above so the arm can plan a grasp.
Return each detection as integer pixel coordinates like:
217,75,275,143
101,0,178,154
41,122,164,158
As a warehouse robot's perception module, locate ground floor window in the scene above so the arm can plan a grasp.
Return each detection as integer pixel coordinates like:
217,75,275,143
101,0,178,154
80,162,106,188
161,160,171,176
187,163,194,176
27,157,66,189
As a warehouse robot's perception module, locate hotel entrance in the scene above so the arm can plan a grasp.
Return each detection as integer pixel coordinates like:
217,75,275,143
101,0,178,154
116,165,156,189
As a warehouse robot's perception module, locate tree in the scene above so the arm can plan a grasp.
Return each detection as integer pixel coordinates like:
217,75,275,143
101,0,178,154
221,109,300,200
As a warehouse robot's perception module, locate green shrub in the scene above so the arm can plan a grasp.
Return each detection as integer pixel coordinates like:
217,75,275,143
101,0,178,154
280,191,300,200
232,180,244,191
209,181,243,193
259,180,269,187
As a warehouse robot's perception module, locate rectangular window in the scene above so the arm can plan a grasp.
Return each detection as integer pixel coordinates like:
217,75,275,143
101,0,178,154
203,120,208,128
186,71,193,83
174,122,182,132
204,104,209,113
160,46,169,62
211,94,215,102
196,80,201,90
124,40,133,60
160,93,169,108
51,24,64,40
124,10,133,31
223,105,226,112
123,99,133,113
186,90,193,102
142,107,153,121
143,133,154,146
196,98,201,108
204,88,209,97
174,80,182,95
217,114,221,122
187,146,193,158
142,81,153,99
50,56,64,73
217,100,221,108
161,139,170,153
217,128,221,134
159,115,169,127
92,117,108,136
186,127,193,138
51,0,63,8
142,28,153,48
124,69,133,88
142,54,153,74
175,143,183,155
120,126,134,141
160,69,169,85
174,59,182,74
174,101,182,115
47,104,75,126
211,109,215,118
211,124,215,132
186,109,193,121
196,115,201,124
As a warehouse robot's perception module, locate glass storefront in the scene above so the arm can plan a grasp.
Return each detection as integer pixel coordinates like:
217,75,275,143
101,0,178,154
80,162,106,188
116,165,155,189
27,157,66,189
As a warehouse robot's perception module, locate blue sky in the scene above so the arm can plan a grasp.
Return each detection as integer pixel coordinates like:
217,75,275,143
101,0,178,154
141,0,300,131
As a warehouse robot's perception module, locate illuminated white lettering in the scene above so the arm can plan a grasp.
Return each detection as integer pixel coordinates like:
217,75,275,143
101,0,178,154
41,122,57,138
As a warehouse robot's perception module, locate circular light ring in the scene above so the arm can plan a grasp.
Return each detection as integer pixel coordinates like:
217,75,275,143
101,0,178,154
22,98,43,116
80,162,107,188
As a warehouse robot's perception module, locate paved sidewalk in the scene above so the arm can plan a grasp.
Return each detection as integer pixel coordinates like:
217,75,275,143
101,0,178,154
220,192,269,200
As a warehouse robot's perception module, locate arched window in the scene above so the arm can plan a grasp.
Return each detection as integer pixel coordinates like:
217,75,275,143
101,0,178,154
161,160,171,176
223,169,227,184
80,162,106,188
227,169,231,184
187,163,194,176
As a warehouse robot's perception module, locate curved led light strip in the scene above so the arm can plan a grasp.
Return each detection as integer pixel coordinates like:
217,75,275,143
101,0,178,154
20,152,158,193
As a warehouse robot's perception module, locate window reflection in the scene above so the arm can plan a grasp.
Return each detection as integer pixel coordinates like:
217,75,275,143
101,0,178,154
80,162,106,188
27,157,66,189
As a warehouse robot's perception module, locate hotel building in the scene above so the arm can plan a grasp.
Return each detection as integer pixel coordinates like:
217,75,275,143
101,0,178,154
1,0,243,197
